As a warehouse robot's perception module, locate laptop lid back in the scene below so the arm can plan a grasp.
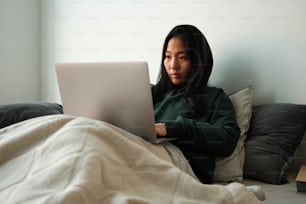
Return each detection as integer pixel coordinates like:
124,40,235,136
55,61,156,143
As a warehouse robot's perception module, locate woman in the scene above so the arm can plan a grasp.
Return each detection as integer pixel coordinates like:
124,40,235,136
152,24,240,184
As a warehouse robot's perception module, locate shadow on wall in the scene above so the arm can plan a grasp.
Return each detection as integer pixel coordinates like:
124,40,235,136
210,38,293,105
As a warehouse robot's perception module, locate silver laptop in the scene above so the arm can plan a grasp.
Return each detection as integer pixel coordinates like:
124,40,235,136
55,61,173,144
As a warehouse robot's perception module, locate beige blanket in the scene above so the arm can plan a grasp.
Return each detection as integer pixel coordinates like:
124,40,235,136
0,115,263,204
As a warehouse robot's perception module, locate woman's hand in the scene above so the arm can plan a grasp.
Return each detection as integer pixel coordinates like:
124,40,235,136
155,123,167,137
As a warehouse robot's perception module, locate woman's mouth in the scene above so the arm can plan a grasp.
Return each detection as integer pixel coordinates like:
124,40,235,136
170,74,180,79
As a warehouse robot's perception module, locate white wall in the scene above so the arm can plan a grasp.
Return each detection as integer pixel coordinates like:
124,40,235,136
0,0,41,105
41,0,306,105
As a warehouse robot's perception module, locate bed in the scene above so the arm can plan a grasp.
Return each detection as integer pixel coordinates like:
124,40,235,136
1,86,306,203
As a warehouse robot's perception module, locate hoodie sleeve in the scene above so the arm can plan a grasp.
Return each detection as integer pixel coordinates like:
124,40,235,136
163,91,240,157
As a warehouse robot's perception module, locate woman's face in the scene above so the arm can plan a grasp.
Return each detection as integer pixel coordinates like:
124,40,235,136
164,37,192,86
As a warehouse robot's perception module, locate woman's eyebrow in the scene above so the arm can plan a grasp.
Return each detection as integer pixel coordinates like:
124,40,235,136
165,50,187,54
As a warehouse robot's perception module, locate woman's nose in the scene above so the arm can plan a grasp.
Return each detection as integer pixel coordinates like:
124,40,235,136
169,58,179,70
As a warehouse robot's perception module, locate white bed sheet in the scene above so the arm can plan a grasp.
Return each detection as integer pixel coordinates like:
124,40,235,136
0,115,263,204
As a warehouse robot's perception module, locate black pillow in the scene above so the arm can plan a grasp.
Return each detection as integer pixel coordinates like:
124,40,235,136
0,102,63,129
243,103,306,184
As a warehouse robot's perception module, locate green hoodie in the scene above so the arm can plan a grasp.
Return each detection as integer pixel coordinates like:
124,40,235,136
153,86,240,183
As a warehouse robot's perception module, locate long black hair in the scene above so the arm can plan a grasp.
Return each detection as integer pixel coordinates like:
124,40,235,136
152,24,213,113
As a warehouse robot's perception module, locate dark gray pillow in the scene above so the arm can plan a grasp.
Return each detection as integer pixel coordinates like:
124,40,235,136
244,103,306,184
0,102,63,129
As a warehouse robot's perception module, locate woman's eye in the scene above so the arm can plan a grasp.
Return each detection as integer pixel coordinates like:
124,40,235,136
179,55,188,60
165,55,171,59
